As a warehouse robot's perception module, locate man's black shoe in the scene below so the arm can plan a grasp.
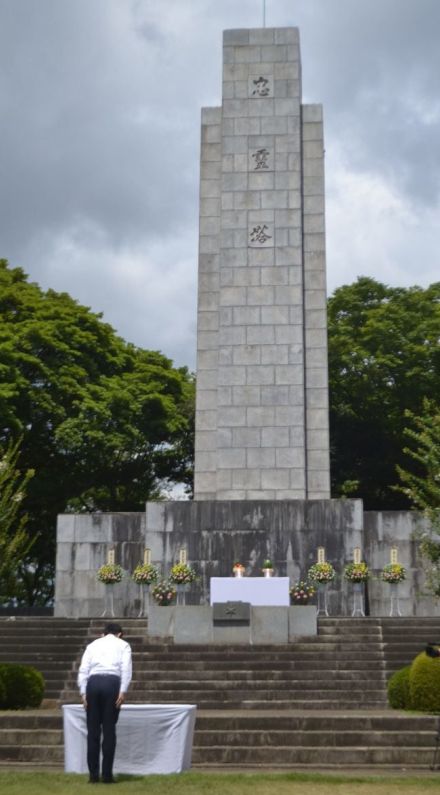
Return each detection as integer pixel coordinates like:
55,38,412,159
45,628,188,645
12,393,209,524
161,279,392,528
88,777,99,784
102,777,116,784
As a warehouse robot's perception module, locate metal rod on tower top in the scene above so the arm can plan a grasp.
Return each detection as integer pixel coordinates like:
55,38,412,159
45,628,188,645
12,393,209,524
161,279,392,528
263,0,266,27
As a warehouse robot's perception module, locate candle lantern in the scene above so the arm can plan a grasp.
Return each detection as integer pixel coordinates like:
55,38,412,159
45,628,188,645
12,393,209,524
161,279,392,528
390,547,398,564
353,547,361,565
143,548,151,565
107,548,115,565
179,548,187,565
317,547,326,564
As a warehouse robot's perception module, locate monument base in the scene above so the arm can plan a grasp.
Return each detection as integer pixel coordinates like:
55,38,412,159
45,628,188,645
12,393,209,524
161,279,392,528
147,605,317,644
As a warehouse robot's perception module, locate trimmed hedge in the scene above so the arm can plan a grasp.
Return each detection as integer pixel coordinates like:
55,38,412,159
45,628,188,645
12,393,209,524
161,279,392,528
0,663,45,709
409,651,440,713
387,665,411,709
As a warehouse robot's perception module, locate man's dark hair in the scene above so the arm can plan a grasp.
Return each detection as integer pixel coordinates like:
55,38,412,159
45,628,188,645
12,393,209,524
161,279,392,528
104,623,123,636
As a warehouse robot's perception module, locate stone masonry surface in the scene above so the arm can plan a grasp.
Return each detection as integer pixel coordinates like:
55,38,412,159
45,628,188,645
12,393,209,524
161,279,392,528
194,28,330,500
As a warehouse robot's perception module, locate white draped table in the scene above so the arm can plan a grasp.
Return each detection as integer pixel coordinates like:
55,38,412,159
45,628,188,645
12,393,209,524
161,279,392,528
62,703,196,775
210,577,290,606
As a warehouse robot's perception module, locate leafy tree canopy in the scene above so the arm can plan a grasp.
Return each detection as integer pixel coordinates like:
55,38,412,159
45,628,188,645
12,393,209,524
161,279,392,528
0,439,35,603
397,400,440,596
328,277,440,509
0,259,194,604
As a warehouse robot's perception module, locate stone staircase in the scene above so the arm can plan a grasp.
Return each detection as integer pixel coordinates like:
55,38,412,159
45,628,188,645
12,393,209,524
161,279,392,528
0,617,92,704
1,616,440,769
381,617,440,677
60,617,387,710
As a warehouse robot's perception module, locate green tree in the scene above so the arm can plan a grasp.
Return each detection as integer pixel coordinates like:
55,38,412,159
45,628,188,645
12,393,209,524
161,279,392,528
328,277,440,509
397,400,440,595
0,259,194,604
0,439,35,603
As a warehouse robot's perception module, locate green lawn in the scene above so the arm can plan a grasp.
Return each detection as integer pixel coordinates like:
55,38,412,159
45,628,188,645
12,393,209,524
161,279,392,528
1,771,440,795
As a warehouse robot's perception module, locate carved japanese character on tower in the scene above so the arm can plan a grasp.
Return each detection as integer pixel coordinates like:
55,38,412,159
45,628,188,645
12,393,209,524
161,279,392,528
252,148,270,170
248,74,273,98
249,223,273,247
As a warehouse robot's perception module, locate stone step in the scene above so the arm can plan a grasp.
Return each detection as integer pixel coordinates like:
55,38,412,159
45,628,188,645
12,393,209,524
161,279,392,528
0,745,64,763
193,729,435,748
60,694,386,710
105,659,385,671
130,648,386,658
194,713,438,731
62,681,387,695
0,729,62,746
0,714,62,729
105,669,385,683
191,745,435,767
124,677,385,691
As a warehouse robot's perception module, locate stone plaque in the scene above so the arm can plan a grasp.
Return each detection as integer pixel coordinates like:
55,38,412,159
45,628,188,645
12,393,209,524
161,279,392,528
213,601,251,623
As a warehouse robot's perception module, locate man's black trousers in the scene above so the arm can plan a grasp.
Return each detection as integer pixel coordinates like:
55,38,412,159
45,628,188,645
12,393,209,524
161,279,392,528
86,674,120,781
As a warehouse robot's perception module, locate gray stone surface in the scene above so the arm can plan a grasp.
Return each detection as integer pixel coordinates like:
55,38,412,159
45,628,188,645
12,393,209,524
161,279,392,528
194,28,330,500
288,605,317,637
54,504,439,618
250,606,288,643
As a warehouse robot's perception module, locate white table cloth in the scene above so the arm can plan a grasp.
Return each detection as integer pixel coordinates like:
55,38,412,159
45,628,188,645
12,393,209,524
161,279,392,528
62,703,196,775
210,577,290,606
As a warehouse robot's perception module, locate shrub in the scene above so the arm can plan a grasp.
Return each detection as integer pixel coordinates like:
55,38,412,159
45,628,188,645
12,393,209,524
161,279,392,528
0,663,45,709
409,651,440,713
387,665,411,709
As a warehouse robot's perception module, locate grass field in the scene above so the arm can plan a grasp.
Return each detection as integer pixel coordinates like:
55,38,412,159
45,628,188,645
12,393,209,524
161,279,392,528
1,771,440,795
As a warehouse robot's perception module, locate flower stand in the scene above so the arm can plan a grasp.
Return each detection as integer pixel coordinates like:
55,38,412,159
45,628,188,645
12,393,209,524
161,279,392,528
389,583,402,617
101,585,115,617
176,584,188,606
138,584,150,617
351,582,365,617
316,583,329,616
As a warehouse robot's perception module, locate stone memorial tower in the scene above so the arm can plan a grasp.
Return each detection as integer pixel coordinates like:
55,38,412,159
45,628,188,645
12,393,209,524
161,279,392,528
194,27,330,501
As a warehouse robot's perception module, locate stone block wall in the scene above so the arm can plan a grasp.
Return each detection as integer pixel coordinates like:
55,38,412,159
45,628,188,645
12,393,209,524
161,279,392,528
194,28,330,500
54,501,438,618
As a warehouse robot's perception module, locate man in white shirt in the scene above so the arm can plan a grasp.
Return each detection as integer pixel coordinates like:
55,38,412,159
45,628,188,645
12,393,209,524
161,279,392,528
77,623,132,784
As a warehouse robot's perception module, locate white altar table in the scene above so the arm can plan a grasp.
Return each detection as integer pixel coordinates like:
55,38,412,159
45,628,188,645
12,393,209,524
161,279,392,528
62,703,196,775
210,577,290,606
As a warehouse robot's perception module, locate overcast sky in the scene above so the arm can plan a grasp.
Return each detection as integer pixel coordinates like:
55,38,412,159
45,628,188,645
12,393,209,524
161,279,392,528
1,0,439,368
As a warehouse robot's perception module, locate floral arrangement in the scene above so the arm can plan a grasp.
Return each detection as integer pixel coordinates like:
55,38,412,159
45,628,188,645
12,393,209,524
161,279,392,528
132,563,159,585
97,563,124,585
232,562,245,572
381,563,406,584
262,559,273,569
307,562,336,584
344,561,370,583
169,563,197,585
290,581,316,604
152,579,177,606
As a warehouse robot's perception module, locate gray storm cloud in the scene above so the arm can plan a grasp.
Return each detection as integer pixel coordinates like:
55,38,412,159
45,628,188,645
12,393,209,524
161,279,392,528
1,0,439,367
